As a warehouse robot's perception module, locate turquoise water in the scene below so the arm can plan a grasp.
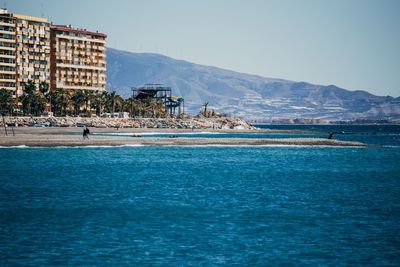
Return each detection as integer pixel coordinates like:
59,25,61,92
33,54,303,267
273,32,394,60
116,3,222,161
83,124,400,146
1,144,400,265
257,124,400,146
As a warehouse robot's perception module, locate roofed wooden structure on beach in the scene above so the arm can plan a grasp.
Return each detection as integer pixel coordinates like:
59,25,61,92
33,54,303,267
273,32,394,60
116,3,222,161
132,84,185,115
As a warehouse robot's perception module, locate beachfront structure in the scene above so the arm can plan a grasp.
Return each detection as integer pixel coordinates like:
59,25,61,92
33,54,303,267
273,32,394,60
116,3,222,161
0,9,51,97
14,13,51,96
0,8,107,98
50,25,107,92
0,9,16,92
132,84,185,115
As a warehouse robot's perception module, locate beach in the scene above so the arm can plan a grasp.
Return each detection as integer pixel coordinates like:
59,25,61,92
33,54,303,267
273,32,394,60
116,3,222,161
0,127,366,147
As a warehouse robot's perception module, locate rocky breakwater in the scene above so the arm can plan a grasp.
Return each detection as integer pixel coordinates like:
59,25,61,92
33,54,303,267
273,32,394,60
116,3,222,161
1,116,255,130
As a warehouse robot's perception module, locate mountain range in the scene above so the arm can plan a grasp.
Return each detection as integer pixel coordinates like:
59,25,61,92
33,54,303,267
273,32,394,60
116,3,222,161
106,48,400,121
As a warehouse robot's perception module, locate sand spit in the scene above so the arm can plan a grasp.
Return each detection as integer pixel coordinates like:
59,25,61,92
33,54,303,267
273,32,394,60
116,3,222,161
0,118,364,147
0,133,366,147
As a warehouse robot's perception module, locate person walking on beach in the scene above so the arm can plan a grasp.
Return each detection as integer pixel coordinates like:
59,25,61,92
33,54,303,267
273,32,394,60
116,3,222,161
83,127,90,139
82,128,86,139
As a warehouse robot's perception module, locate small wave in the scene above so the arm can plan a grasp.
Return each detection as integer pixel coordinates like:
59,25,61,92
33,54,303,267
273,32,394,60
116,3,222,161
0,145,29,148
79,145,116,148
0,144,370,149
0,144,148,149
159,144,367,148
56,144,147,148
119,144,146,147
380,145,400,148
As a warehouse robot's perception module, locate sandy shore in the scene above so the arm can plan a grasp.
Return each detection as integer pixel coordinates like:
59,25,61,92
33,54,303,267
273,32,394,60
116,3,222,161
0,126,322,135
0,127,366,147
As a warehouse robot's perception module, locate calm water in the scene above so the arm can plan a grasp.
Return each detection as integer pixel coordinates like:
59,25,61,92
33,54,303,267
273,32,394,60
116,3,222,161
87,124,400,146
257,124,400,147
1,126,400,265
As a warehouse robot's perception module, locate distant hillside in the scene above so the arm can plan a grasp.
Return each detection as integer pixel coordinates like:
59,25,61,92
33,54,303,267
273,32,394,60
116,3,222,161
106,48,400,120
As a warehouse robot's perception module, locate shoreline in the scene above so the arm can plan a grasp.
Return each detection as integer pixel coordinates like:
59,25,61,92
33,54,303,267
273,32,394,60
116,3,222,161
0,125,324,135
0,128,366,147
0,138,366,147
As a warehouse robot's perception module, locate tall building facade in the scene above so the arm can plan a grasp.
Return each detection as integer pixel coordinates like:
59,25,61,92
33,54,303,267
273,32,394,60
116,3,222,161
14,13,50,96
0,9,16,92
50,25,106,92
0,9,106,98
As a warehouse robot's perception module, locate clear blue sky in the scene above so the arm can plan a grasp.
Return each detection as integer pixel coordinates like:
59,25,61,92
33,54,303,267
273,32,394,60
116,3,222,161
9,0,400,96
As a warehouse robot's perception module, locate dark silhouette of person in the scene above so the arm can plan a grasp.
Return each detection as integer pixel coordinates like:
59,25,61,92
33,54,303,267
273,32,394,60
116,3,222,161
83,127,90,139
328,132,334,139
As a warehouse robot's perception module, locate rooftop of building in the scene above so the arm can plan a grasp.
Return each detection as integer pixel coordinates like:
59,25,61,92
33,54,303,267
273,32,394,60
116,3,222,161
0,8,12,17
13,13,49,23
51,25,107,38
0,8,48,23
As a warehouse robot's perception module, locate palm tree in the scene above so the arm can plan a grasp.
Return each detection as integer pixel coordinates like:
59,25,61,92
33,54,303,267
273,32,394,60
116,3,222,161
107,91,122,117
39,82,50,112
0,88,15,115
123,97,141,117
55,88,70,116
92,91,108,116
70,90,85,116
120,98,130,113
19,93,31,116
31,92,47,116
39,82,49,95
202,101,209,117
115,95,124,112
82,90,94,114
48,91,58,114
20,80,37,115
20,80,48,116
145,99,156,118
123,97,133,113
152,99,166,118
130,99,143,118
23,80,36,95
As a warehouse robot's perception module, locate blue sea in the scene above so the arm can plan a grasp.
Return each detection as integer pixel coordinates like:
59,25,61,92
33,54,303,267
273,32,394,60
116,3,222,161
1,125,400,266
90,124,400,147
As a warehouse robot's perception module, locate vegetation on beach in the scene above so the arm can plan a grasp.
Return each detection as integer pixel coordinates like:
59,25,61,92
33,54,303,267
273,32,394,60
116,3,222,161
0,81,173,118
0,83,250,129
0,89,15,116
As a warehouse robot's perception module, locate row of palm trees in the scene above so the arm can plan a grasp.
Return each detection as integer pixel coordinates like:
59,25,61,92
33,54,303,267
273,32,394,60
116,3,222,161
0,81,169,118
